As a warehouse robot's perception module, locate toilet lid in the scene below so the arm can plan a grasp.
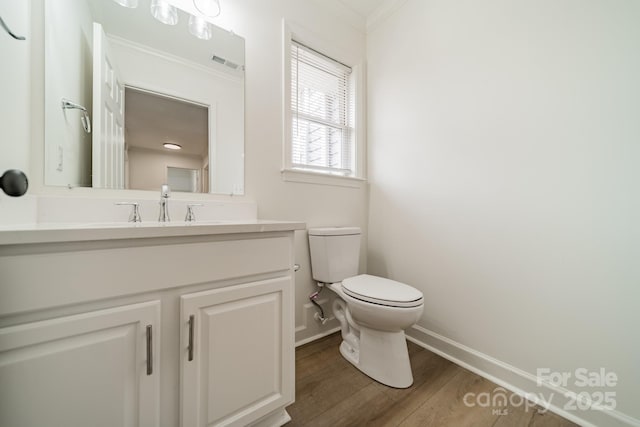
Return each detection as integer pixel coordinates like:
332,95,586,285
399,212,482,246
341,274,423,308
308,227,361,236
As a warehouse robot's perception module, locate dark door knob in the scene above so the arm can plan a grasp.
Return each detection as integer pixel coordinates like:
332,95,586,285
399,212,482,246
1,169,29,197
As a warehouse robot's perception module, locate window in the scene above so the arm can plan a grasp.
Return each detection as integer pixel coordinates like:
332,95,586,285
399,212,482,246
289,41,355,176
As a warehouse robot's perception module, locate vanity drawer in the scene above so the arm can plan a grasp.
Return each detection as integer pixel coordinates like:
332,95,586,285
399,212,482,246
0,234,293,317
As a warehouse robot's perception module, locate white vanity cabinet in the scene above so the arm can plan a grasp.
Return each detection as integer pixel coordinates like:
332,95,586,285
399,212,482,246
0,300,161,427
0,221,303,427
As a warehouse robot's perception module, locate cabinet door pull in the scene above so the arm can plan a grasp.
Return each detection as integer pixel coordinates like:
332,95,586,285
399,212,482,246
146,325,153,375
188,315,195,361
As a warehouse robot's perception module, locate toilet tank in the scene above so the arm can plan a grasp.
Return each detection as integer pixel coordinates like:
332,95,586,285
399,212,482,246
308,227,361,283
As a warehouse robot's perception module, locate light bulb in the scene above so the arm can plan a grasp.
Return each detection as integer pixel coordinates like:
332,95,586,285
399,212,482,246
188,15,213,40
151,0,178,25
112,0,138,8
193,0,221,18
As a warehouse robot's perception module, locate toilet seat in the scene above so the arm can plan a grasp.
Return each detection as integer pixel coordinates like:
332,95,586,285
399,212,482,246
341,274,423,308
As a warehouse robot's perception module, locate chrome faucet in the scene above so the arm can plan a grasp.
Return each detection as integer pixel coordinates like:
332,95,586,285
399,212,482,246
159,184,170,222
115,202,142,222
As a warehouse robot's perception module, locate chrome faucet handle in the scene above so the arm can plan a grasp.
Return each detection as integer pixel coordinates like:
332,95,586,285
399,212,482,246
185,204,203,222
115,202,142,222
159,184,171,222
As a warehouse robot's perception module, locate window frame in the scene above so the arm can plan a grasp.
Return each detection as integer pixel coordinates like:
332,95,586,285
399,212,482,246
282,20,366,188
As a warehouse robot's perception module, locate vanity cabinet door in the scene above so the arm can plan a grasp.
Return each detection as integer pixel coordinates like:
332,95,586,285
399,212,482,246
181,277,294,427
0,300,161,427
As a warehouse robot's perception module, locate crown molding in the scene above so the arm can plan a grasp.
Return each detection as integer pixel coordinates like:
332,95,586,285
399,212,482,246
308,0,367,33
366,0,408,33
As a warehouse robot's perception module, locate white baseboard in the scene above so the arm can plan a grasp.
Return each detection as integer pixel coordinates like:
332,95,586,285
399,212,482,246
406,325,639,427
296,326,341,347
247,408,291,427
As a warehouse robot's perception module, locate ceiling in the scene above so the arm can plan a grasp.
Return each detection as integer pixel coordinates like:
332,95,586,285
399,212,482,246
337,0,388,18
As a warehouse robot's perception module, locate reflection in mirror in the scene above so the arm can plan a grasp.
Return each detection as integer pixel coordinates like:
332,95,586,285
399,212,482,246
125,88,209,193
43,0,245,195
168,167,201,193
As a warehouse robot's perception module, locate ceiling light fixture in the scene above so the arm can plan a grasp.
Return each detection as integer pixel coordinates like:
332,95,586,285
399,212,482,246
112,0,221,39
163,143,182,150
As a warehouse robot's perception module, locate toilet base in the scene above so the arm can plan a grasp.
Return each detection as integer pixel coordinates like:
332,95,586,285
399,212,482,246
339,327,414,389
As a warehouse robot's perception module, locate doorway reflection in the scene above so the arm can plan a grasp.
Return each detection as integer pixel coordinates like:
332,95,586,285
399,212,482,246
124,87,209,193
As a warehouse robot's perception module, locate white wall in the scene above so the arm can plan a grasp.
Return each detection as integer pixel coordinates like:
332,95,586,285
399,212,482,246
43,0,93,187
0,1,36,223
367,0,640,425
127,147,203,191
0,0,31,185
221,0,368,342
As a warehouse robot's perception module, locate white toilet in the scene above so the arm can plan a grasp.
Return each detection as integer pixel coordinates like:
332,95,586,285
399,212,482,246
308,227,424,388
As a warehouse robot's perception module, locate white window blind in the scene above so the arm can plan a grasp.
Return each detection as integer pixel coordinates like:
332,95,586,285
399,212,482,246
291,41,354,176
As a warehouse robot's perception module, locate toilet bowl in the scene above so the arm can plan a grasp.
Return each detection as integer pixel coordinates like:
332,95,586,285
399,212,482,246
328,275,423,388
308,228,424,388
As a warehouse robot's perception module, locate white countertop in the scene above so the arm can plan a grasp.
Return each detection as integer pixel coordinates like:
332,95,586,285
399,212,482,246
0,220,306,245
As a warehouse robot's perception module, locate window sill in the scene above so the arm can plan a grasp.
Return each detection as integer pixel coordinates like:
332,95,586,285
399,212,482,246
281,168,366,188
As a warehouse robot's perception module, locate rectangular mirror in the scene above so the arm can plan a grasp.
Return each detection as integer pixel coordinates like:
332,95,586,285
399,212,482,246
43,0,245,195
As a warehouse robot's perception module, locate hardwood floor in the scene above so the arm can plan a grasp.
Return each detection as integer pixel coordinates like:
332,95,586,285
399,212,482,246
286,333,577,427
